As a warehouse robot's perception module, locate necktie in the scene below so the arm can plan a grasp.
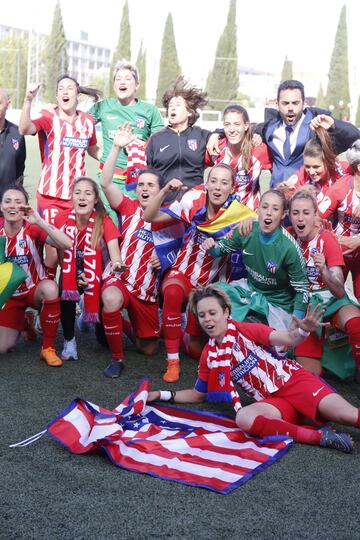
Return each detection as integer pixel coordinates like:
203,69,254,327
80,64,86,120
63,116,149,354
283,126,293,160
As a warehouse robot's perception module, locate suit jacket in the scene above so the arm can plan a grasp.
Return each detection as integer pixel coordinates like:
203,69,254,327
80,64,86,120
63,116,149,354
257,107,359,187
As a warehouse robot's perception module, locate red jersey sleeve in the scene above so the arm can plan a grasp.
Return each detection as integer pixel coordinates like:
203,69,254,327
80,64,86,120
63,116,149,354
32,111,54,133
321,230,344,267
197,344,211,383
27,223,48,244
252,143,273,171
103,215,120,243
234,321,273,347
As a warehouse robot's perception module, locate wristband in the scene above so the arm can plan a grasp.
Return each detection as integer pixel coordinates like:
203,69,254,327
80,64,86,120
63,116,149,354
298,328,310,337
159,390,176,403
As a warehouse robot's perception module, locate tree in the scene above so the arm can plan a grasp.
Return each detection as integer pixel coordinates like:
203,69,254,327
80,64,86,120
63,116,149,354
280,56,293,82
155,13,181,107
43,1,68,102
325,5,350,120
0,35,28,106
205,0,239,111
316,83,326,108
355,95,360,128
110,0,131,88
136,41,147,100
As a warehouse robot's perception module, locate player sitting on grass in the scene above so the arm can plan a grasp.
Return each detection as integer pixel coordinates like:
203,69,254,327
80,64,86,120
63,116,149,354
148,284,360,453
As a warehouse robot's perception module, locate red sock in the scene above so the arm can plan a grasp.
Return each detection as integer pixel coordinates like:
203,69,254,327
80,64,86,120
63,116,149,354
122,317,135,343
249,415,321,446
356,409,360,429
102,310,124,360
163,284,185,357
41,298,60,349
345,317,360,368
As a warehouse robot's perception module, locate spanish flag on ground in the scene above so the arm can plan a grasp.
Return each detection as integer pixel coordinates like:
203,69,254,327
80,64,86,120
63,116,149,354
0,236,27,309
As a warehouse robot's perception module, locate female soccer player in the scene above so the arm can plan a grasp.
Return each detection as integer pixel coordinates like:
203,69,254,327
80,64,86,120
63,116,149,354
100,125,162,378
55,177,124,374
318,140,360,303
143,163,255,383
146,76,215,196
202,189,310,331
205,103,271,210
19,77,101,278
289,189,360,378
148,284,360,454
0,185,71,365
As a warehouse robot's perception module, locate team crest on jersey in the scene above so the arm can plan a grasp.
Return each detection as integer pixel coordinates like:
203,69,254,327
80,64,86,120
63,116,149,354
12,138,19,151
218,371,226,387
310,247,318,255
266,260,278,273
135,117,145,129
187,139,198,151
236,172,250,185
19,239,27,248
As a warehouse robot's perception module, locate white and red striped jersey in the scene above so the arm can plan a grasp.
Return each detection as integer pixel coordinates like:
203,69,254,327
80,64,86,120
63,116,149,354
318,175,360,239
165,188,231,287
198,321,301,402
33,109,97,201
205,141,271,211
0,223,47,296
115,198,158,302
296,230,344,290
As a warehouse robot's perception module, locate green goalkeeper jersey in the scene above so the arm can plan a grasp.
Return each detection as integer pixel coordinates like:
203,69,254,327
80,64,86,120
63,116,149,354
210,222,309,316
89,98,164,169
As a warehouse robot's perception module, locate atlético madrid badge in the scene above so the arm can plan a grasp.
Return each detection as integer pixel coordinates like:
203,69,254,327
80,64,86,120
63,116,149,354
266,260,278,273
187,139,198,151
135,117,145,129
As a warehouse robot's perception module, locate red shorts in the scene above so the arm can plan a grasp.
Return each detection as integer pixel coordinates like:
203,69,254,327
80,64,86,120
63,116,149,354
0,287,38,331
162,270,204,338
260,369,335,425
37,192,73,225
102,277,160,339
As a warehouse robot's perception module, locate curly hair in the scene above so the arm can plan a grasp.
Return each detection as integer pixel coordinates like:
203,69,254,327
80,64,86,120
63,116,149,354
162,76,208,126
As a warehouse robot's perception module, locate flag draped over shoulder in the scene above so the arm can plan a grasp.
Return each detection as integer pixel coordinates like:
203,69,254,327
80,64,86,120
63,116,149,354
0,236,27,309
47,379,293,494
152,189,257,276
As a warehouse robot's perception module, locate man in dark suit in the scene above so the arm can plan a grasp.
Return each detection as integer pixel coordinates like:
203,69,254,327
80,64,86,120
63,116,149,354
257,80,359,187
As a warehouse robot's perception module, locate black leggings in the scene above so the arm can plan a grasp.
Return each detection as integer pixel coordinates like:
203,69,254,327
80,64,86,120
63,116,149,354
60,300,76,340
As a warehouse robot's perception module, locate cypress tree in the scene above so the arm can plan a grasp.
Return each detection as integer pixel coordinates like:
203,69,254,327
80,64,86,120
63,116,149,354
155,13,181,107
280,56,293,82
110,1,131,87
316,83,326,108
43,1,68,102
205,0,239,111
325,5,350,119
136,42,147,100
355,95,360,128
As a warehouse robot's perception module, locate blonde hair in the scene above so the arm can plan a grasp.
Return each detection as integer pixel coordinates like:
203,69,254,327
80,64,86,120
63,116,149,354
113,59,139,84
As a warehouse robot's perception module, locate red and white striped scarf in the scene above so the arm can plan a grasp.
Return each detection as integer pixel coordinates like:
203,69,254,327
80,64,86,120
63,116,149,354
61,211,101,322
207,320,242,412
